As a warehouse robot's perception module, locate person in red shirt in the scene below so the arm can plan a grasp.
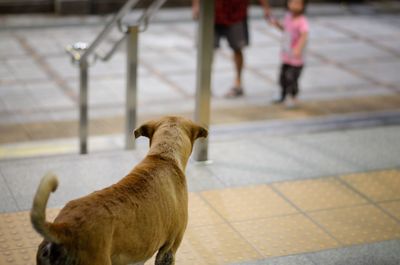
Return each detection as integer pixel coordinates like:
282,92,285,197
193,0,271,97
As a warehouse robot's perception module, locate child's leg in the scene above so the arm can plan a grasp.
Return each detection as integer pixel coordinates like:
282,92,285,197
291,65,303,98
278,64,289,102
284,65,302,99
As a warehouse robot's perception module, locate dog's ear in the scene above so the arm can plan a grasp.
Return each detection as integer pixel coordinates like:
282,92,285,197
134,121,156,139
193,125,208,140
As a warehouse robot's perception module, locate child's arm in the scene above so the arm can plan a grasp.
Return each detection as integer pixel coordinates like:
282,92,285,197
293,31,308,58
269,17,284,31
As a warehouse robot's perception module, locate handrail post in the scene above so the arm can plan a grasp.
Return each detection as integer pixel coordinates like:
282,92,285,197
125,24,139,150
79,59,89,154
193,0,214,161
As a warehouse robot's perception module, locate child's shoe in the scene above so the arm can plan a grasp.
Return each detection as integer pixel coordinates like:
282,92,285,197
286,97,299,109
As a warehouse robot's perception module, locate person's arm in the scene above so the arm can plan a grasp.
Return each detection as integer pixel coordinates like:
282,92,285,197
258,0,271,18
293,31,308,58
192,0,200,20
269,18,283,31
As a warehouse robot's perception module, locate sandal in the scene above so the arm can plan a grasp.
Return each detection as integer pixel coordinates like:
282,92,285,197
225,86,244,98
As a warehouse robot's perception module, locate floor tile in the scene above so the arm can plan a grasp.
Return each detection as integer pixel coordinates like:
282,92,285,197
186,164,227,192
273,177,367,212
307,240,400,265
187,193,225,228
201,185,298,222
379,201,400,220
0,176,19,213
233,214,339,257
309,205,400,245
340,170,400,202
232,254,315,265
0,248,36,265
178,223,262,265
0,209,59,250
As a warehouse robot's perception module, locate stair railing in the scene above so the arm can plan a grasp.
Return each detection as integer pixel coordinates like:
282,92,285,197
65,0,167,154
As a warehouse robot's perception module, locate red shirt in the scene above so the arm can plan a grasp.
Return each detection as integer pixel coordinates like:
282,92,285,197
215,0,249,26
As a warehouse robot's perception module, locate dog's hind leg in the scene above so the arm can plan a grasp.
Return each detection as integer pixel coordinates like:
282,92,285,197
155,250,174,265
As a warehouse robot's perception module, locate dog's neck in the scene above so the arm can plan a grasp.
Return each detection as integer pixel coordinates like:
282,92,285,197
147,130,191,172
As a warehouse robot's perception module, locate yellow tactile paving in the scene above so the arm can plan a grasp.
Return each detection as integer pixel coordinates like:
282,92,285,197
273,177,367,212
340,170,400,202
176,223,262,265
0,209,59,251
379,201,400,220
2,170,400,264
309,205,400,246
0,248,36,265
232,214,339,257
188,193,225,227
201,185,298,222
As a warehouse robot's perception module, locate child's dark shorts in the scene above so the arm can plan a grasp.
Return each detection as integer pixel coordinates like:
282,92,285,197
214,19,249,51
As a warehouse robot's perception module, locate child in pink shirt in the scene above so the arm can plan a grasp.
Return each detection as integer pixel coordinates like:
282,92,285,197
270,0,309,107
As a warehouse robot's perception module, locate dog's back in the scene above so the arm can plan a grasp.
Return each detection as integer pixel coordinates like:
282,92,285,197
31,116,207,265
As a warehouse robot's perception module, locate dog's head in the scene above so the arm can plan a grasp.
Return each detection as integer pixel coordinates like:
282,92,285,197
134,116,208,154
134,116,207,144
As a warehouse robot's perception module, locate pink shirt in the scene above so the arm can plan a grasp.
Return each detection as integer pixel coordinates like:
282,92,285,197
281,13,309,66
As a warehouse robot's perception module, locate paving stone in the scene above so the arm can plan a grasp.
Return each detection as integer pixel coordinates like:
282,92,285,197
233,255,315,265
348,61,400,86
310,40,394,63
0,175,19,212
0,151,140,210
307,240,400,265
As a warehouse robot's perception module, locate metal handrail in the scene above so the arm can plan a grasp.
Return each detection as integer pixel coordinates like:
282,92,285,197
65,0,167,154
80,0,140,62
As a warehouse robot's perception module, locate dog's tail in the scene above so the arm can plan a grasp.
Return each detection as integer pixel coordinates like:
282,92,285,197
30,172,63,244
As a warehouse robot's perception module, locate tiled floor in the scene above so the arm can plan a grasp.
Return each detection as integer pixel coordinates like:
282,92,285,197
1,169,399,265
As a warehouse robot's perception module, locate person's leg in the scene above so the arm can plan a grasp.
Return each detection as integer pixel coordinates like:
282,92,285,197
233,49,244,89
275,64,288,103
291,65,303,98
225,19,249,97
284,65,303,108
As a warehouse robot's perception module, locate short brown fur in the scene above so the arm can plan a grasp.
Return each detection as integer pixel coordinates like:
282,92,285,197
31,116,208,265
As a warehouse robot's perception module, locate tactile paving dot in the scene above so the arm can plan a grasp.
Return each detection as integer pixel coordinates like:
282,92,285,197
309,205,400,245
0,248,36,265
340,170,400,202
232,214,339,257
188,193,225,228
201,185,298,222
273,177,367,212
379,201,400,220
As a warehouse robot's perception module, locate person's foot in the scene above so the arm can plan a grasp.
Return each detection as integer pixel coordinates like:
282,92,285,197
286,97,299,109
225,86,244,98
272,98,285,104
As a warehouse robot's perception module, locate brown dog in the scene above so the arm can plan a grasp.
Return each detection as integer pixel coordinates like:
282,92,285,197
31,116,208,265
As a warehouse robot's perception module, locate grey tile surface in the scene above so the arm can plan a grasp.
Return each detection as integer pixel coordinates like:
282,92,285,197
233,255,315,265
0,173,19,212
307,240,400,265
292,128,400,173
310,40,394,63
0,151,140,210
347,61,400,85
186,162,227,192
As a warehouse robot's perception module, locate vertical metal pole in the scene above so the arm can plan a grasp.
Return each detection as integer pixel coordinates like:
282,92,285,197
126,25,139,150
79,59,89,154
193,0,214,161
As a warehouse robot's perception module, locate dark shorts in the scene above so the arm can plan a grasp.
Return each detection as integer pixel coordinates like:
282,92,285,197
214,19,249,51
